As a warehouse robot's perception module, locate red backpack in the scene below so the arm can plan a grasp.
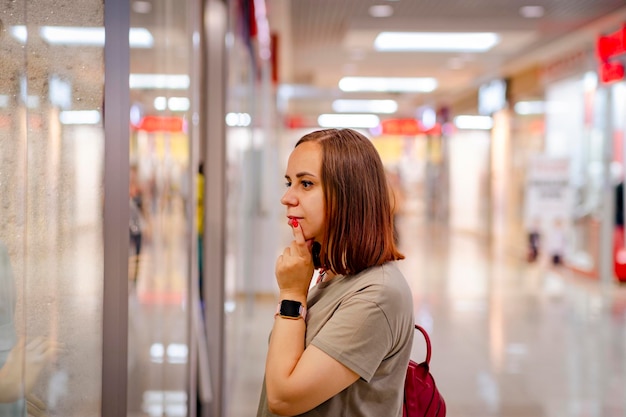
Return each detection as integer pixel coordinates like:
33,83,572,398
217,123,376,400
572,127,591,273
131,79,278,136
403,324,446,417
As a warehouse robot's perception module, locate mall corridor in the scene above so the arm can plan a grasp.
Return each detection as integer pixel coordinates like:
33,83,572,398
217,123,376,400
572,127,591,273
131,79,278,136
3,0,626,416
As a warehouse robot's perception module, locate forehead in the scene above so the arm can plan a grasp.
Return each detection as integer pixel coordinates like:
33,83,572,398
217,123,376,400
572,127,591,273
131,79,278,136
286,141,322,175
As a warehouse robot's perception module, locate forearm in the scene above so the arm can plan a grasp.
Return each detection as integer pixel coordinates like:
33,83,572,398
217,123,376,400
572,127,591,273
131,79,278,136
265,293,307,412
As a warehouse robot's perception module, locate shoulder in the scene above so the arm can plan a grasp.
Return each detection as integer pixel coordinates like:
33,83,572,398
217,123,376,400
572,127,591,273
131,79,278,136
356,262,410,294
348,262,412,311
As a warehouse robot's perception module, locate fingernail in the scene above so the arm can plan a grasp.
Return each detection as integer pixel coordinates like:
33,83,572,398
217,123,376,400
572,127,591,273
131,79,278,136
292,219,299,228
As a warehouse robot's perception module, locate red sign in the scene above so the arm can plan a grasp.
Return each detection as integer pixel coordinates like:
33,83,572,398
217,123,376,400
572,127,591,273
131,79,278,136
596,24,626,84
600,61,625,84
134,116,184,132
381,119,441,136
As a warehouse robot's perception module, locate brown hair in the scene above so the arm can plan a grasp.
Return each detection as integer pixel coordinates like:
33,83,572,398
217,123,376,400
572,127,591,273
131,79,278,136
296,128,404,275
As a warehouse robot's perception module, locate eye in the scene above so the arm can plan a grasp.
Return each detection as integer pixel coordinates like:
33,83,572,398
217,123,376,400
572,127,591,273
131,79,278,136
284,181,292,188
301,180,313,188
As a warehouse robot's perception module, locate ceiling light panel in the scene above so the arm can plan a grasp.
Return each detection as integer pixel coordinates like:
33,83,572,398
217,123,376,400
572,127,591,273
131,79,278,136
374,32,500,52
454,115,493,130
339,77,437,93
318,114,380,129
332,99,398,114
59,110,101,125
130,74,190,90
38,27,153,48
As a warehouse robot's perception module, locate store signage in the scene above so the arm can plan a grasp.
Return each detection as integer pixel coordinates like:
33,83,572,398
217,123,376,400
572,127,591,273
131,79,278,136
596,24,626,84
478,78,507,115
135,115,184,132
380,118,440,136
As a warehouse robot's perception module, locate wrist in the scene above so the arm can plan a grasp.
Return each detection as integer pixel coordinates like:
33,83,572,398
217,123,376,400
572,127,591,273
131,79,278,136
278,290,307,305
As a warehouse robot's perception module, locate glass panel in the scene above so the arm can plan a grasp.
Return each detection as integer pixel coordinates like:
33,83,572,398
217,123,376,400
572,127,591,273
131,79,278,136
128,0,192,415
0,0,104,415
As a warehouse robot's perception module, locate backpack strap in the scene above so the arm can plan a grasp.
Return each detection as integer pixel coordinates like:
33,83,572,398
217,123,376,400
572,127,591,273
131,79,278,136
414,324,432,364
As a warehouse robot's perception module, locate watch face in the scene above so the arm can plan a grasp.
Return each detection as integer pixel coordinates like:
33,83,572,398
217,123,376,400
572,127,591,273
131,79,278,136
280,300,302,317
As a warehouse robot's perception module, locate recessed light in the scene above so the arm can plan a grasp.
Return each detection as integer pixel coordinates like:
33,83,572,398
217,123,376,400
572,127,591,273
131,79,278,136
519,5,544,18
369,5,394,18
133,1,152,14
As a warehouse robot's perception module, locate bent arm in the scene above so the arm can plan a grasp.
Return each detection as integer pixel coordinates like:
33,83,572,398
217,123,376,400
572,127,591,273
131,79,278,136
265,314,359,416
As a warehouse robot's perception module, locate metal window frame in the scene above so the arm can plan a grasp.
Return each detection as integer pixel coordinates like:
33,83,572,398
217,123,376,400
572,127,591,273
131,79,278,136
102,0,130,413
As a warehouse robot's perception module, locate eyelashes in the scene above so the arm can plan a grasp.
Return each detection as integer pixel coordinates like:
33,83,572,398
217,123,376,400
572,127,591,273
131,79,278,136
284,180,314,189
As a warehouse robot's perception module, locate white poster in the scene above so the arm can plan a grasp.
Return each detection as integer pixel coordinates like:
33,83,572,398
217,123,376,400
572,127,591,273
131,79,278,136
524,156,572,261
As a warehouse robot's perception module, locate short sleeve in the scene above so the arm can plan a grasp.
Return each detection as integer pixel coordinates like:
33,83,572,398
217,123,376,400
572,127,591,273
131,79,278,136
310,293,393,382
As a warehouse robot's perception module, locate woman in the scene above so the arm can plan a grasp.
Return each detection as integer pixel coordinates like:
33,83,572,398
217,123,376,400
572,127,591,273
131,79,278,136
257,129,414,416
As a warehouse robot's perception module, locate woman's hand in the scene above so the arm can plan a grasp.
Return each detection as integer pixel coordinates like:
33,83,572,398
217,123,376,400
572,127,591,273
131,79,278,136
275,220,314,300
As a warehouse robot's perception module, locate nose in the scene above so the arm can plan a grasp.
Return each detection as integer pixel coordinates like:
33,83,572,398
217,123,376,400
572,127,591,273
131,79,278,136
281,187,297,206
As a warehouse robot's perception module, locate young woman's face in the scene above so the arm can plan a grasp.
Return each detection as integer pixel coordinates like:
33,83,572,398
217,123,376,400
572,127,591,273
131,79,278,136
281,141,326,245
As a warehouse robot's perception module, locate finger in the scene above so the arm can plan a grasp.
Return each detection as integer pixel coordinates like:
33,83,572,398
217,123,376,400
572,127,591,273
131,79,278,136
290,221,309,253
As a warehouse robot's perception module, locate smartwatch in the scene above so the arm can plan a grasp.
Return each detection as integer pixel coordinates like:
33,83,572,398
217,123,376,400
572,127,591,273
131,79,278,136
276,300,307,320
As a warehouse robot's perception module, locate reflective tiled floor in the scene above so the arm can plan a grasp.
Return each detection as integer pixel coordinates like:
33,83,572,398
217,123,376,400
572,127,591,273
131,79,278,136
224,211,626,417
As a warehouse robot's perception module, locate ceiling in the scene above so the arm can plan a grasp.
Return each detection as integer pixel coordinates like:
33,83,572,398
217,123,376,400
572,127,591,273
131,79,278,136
271,0,626,120
2,0,626,124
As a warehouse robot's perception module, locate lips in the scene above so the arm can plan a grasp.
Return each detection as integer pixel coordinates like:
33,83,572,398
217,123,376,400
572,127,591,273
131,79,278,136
287,216,301,227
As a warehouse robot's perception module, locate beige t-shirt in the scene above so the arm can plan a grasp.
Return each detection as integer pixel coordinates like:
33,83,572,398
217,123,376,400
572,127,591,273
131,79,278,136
257,262,414,417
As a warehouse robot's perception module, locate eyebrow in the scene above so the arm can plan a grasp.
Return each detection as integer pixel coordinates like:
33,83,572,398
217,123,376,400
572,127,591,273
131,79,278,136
285,171,317,180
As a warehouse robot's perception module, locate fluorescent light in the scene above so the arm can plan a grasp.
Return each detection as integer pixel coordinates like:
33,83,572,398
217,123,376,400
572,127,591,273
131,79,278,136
332,99,398,114
374,32,500,52
514,101,545,115
339,77,437,93
39,27,153,48
454,115,493,130
59,110,101,125
317,114,380,129
41,27,103,45
130,74,190,89
10,26,27,43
